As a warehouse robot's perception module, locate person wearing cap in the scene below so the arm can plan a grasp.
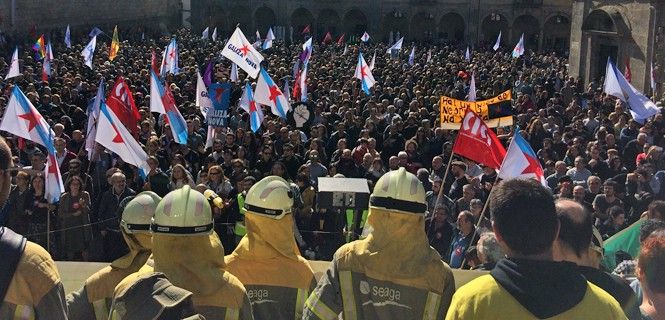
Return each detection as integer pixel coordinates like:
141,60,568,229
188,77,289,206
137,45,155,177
224,176,316,319
111,185,254,319
303,168,455,319
67,191,162,319
553,199,638,318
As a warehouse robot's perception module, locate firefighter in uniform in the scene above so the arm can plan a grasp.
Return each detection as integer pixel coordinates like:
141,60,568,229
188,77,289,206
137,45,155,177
225,176,316,319
110,185,254,319
67,191,161,319
303,168,456,319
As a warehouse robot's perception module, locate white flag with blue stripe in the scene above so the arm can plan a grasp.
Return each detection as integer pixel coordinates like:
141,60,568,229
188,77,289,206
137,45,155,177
254,67,290,118
354,52,375,95
81,35,97,69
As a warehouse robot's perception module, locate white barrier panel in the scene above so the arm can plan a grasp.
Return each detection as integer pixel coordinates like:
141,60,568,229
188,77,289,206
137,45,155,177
57,261,488,294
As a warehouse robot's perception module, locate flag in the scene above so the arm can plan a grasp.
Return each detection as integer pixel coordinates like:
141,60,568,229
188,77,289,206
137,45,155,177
452,109,506,169
254,67,290,118
0,86,63,203
262,28,275,49
465,46,471,61
221,27,265,78
293,71,301,100
300,63,308,102
624,58,632,83
150,70,188,144
301,25,310,34
602,219,644,270
337,34,345,46
354,52,375,95
408,46,415,66
89,27,103,38
203,61,214,86
109,26,120,61
322,32,332,44
81,35,97,69
160,38,179,76
107,77,140,137
65,25,71,48
41,42,53,82
32,34,46,60
497,127,546,186
604,58,660,123
201,27,209,40
493,31,501,51
151,49,159,75
361,31,370,42
5,47,20,80
196,71,212,117
96,101,150,176
86,79,104,161
283,79,292,102
369,51,376,70
212,27,218,42
239,83,264,133
651,62,656,93
230,63,239,82
141,32,145,41
512,34,525,58
468,72,477,101
426,49,432,63
301,37,313,65
256,30,261,42
343,44,348,55
386,37,403,53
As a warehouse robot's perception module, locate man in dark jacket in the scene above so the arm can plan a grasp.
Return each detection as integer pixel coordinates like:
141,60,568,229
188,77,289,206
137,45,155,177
426,204,455,262
95,172,135,262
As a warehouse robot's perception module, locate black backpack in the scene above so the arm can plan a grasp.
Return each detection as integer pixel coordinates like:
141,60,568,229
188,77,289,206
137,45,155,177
0,227,27,301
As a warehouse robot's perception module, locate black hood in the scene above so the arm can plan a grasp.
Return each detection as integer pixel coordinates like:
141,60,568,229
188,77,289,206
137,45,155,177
490,258,587,318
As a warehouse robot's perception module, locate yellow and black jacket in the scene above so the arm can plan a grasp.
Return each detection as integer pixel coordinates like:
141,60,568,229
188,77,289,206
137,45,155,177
225,211,316,320
303,207,455,320
445,258,627,320
1,241,68,319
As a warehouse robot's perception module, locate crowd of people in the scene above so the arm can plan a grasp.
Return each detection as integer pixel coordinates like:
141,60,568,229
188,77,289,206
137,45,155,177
0,25,663,270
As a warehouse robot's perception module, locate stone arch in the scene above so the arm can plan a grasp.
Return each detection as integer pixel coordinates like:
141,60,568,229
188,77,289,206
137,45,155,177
512,14,540,50
254,6,276,36
342,9,368,37
439,12,465,43
582,9,617,33
317,9,341,37
410,12,436,41
229,5,252,32
481,13,509,44
381,11,408,42
543,14,570,53
582,9,623,81
209,6,228,35
291,7,315,35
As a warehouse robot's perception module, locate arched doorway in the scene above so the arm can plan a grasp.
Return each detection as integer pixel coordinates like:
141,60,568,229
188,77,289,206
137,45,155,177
317,9,341,38
254,6,276,36
209,6,228,36
582,9,621,81
380,11,408,42
439,12,465,44
543,15,570,54
512,15,540,50
342,9,368,37
291,8,315,39
230,5,252,32
481,13,508,46
410,12,435,41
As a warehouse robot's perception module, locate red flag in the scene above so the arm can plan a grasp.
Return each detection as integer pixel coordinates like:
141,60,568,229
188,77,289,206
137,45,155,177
301,25,310,34
106,77,141,137
452,109,506,169
322,32,332,44
337,34,345,46
624,57,632,83
293,71,302,100
151,49,159,75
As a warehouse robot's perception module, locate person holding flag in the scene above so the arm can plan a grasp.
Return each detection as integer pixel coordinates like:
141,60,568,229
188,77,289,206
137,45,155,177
354,52,375,95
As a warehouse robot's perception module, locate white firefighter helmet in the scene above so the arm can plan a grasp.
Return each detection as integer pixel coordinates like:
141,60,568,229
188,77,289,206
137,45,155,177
151,185,213,236
120,191,162,234
243,176,293,219
370,167,427,214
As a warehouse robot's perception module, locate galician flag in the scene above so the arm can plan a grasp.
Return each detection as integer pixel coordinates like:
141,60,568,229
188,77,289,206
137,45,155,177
263,27,275,49
354,52,375,95
85,79,104,161
212,27,218,42
0,86,63,203
497,127,546,186
239,83,264,133
408,46,415,66
369,51,376,70
604,58,660,124
81,35,97,69
150,70,188,144
65,25,71,48
493,31,502,51
386,37,404,53
109,26,120,61
512,33,525,58
221,27,265,78
254,67,291,118
201,27,209,40
160,38,179,76
361,31,370,42
5,47,20,80
96,101,150,176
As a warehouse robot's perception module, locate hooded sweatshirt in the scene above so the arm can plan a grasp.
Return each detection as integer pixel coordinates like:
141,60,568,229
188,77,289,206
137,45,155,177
303,207,455,320
225,212,315,320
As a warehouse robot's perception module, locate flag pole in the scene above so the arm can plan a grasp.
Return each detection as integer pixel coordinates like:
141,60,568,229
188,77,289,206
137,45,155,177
433,148,456,214
459,173,500,268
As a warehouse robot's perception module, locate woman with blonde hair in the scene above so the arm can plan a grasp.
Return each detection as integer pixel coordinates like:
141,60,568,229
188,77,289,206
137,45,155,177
168,164,195,190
